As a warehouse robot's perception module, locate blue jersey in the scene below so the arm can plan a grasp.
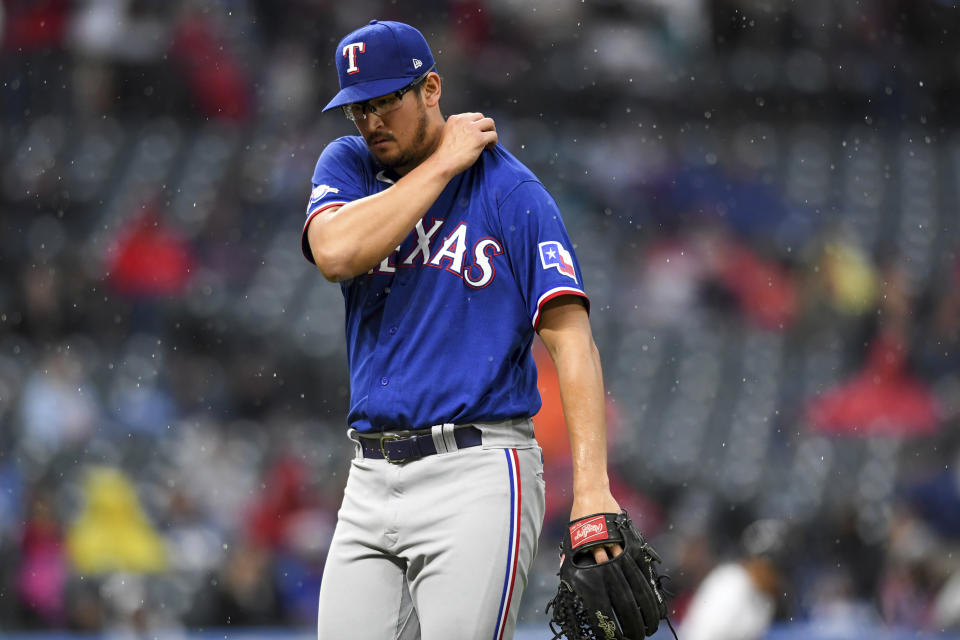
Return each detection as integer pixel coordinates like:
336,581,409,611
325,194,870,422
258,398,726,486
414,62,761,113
301,136,588,433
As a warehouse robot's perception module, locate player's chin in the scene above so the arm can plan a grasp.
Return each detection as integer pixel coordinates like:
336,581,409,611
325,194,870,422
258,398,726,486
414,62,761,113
371,147,404,167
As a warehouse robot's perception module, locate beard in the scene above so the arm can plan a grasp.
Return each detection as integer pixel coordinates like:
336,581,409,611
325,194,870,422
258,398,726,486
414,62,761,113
372,100,430,173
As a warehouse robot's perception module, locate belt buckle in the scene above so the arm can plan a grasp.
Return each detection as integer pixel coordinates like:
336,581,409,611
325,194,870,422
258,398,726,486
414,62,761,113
379,434,404,464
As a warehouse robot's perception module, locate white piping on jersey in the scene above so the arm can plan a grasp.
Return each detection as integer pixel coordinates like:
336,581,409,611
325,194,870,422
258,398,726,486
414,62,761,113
531,286,587,329
307,200,348,220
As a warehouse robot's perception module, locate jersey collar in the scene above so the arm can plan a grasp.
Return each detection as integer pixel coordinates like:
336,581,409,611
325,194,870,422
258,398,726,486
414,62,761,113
376,169,398,185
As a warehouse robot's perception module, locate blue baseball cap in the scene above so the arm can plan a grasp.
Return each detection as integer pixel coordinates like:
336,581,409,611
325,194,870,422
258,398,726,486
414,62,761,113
323,20,436,113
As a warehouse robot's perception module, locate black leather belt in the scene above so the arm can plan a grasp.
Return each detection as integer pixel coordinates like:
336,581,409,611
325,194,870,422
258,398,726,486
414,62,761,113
358,426,483,463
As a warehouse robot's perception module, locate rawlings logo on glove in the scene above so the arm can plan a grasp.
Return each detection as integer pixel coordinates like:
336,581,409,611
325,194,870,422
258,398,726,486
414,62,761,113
546,511,675,640
570,515,609,547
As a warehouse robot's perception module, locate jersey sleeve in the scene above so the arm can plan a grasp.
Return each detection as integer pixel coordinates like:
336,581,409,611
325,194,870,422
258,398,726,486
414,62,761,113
301,137,369,264
497,180,589,329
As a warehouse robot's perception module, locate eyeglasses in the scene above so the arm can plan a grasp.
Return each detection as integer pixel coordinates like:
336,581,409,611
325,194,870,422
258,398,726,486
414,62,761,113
341,65,435,122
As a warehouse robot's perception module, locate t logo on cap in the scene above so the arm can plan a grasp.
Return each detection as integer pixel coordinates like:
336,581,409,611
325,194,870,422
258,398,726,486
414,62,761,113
343,42,366,75
323,20,437,113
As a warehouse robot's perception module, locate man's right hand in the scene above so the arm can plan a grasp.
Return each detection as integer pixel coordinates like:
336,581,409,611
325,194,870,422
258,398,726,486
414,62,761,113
308,114,496,282
432,113,498,177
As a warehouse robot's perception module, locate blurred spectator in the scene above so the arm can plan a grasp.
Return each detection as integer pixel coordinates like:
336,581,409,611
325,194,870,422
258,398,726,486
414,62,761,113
106,206,195,299
161,486,224,575
707,236,799,330
628,234,704,327
97,572,156,634
934,570,960,632
162,486,227,627
260,41,317,123
210,540,281,626
16,486,67,627
679,559,776,640
66,466,168,575
167,421,264,536
63,576,105,631
17,350,99,465
912,256,960,384
67,0,173,116
246,454,317,550
1,0,69,118
878,502,951,629
169,3,252,121
808,256,941,436
243,451,335,624
678,520,786,640
819,239,880,317
667,531,717,621
21,264,64,340
68,0,168,63
106,333,178,437
807,329,940,437
684,225,799,330
272,548,324,626
901,446,960,539
0,461,23,546
449,0,492,54
805,564,883,632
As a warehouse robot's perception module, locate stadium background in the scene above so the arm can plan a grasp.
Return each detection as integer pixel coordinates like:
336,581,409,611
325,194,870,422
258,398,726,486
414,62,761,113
2,0,960,638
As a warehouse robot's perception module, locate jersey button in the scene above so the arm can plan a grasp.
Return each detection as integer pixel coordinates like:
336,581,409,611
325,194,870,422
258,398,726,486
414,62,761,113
388,326,398,335
380,377,389,386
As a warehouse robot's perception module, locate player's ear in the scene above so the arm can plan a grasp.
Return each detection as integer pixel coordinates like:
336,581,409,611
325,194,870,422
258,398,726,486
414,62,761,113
421,72,441,107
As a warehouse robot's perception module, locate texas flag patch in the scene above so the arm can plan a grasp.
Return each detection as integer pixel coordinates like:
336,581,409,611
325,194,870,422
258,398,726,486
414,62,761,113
538,241,577,282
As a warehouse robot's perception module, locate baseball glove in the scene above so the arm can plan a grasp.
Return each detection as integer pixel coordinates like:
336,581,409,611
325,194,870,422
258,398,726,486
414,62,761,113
545,511,672,640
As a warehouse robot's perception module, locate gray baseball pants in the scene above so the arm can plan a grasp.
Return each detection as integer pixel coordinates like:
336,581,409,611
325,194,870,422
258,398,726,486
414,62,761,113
317,420,546,640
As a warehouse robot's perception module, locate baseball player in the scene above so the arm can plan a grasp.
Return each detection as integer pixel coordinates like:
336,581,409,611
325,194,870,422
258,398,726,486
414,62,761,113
302,20,625,640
